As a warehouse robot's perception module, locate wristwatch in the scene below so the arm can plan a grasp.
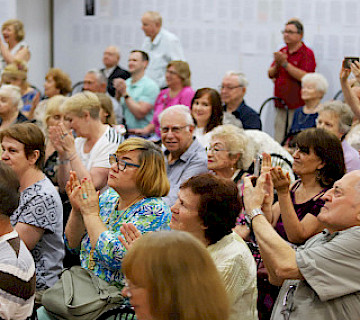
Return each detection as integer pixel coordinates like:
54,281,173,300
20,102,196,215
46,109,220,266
124,94,130,100
247,208,263,221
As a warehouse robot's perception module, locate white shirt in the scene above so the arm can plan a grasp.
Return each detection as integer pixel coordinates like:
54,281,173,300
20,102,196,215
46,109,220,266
142,28,185,88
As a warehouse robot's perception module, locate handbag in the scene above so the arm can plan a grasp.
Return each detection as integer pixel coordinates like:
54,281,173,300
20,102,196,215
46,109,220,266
42,265,124,320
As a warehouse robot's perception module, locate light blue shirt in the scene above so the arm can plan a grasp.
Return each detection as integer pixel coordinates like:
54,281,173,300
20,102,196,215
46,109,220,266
122,76,159,129
142,28,185,88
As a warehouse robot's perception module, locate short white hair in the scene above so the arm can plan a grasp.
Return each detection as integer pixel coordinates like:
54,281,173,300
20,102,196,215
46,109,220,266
301,73,329,95
0,84,23,110
224,71,248,87
86,69,107,85
159,105,195,127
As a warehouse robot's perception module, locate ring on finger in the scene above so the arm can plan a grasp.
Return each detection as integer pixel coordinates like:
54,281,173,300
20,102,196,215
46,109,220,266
82,193,88,199
61,133,68,140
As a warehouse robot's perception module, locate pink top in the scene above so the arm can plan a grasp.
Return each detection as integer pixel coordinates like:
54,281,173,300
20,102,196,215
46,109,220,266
151,86,195,136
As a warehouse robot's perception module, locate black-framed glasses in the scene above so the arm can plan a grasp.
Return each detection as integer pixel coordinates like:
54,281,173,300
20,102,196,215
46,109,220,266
218,85,242,91
281,30,299,34
281,284,297,320
160,125,189,134
109,154,140,171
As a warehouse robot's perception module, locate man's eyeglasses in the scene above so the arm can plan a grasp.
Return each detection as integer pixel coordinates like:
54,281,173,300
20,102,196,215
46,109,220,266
281,284,297,320
281,30,299,35
219,85,242,91
160,125,189,134
109,154,140,171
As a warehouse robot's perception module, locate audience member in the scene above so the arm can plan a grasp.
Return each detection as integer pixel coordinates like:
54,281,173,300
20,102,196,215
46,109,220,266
123,230,230,320
121,173,258,320
159,105,208,206
27,68,72,127
0,162,35,320
49,91,123,193
220,71,262,130
113,50,159,131
0,19,30,72
0,84,28,130
65,138,171,287
100,45,130,97
268,19,316,142
289,72,328,133
133,60,194,139
316,101,360,172
141,11,185,88
0,123,64,303
340,60,360,119
243,169,360,319
1,60,37,115
191,87,223,147
83,69,123,124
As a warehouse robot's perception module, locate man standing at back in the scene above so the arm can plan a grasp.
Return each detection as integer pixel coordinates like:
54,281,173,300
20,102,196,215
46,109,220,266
100,46,130,98
114,50,159,131
141,11,185,89
268,19,316,142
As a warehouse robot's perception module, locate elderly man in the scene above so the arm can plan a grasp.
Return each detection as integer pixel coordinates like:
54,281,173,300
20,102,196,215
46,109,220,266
268,19,316,142
141,11,185,88
159,105,207,206
221,71,262,130
83,69,123,124
114,50,159,131
100,46,130,98
243,170,360,319
0,162,35,319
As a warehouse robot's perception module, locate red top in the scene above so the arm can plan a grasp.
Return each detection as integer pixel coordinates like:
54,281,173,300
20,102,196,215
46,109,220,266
271,43,316,109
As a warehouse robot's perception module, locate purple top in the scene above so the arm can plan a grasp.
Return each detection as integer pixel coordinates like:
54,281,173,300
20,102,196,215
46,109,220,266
151,86,195,136
342,139,360,173
275,180,328,243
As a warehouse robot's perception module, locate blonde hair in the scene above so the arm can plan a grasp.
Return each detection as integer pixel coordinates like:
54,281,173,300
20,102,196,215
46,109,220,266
211,124,253,170
167,61,191,87
2,60,28,84
43,95,68,130
62,91,100,119
122,230,229,320
2,19,25,42
94,92,116,125
116,138,169,197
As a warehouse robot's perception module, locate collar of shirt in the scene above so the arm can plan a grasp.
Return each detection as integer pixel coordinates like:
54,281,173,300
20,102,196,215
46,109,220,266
103,66,117,78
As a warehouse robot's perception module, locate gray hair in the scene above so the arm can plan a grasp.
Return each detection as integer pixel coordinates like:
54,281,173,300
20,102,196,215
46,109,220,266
318,100,354,135
224,71,248,88
301,73,329,95
0,84,23,110
159,105,195,127
210,124,254,170
87,69,107,85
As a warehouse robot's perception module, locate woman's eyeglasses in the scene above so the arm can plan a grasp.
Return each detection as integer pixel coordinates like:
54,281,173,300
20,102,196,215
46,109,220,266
109,154,140,171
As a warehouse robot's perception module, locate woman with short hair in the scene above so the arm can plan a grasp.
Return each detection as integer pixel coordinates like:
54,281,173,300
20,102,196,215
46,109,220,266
0,19,30,72
131,60,194,138
316,100,360,172
122,230,230,320
49,91,123,192
0,123,64,302
0,84,28,130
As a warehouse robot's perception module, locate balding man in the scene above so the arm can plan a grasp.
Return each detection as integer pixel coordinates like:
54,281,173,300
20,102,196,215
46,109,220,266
141,11,185,88
83,70,123,124
244,170,360,319
100,46,130,98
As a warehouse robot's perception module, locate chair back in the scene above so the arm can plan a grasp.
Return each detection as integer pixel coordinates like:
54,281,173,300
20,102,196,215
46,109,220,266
259,97,288,139
71,81,84,96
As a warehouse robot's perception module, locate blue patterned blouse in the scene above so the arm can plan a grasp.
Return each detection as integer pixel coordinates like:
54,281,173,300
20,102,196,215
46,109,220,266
65,188,171,289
